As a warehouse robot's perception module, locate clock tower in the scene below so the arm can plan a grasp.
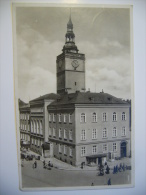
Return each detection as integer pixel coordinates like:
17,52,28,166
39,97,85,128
56,12,85,95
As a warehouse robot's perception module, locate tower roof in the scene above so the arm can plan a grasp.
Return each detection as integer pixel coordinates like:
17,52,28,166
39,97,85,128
63,9,78,53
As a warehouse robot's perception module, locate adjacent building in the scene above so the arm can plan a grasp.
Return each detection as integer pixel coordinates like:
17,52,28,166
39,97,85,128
29,93,60,156
19,99,30,149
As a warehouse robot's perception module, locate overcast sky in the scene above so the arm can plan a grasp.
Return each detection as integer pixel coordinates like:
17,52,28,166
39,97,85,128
15,6,131,102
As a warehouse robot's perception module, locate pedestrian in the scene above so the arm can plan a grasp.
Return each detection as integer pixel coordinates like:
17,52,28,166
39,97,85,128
34,161,37,168
106,165,110,174
107,178,111,185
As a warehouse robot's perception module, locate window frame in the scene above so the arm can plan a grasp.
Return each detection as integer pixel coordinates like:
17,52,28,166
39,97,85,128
92,128,97,140
121,127,126,136
102,112,107,122
81,146,86,157
69,129,73,141
102,128,107,138
59,128,62,138
113,142,117,152
113,112,117,121
69,114,72,123
92,145,97,154
103,143,108,153
81,129,86,140
112,127,117,138
80,113,86,123
122,112,126,121
92,112,97,123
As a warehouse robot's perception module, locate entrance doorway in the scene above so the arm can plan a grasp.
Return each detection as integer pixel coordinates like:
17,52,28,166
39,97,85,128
121,142,127,158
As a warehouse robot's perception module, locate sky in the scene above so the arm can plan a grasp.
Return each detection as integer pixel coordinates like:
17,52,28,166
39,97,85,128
14,6,132,102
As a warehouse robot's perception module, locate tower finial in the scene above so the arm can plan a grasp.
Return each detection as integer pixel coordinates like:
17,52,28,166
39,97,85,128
70,8,71,20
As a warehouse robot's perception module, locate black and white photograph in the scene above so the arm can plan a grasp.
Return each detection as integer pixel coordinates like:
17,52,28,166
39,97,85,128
12,3,134,190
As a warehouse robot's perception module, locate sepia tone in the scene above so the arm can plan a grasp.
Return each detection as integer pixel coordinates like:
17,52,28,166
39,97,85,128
12,4,134,190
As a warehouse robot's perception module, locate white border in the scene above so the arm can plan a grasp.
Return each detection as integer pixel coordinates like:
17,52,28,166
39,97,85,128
0,0,146,194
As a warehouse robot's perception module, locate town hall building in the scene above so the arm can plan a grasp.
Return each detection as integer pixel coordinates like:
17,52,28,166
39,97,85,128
19,13,131,167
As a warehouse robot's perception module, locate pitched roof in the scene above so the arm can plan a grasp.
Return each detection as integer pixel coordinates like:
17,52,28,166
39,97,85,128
48,91,130,107
30,93,60,102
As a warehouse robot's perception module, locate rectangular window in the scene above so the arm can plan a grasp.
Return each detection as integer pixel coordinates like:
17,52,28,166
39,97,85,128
49,114,52,122
81,129,86,140
102,128,107,138
103,113,107,122
59,128,62,138
81,146,86,157
64,129,67,140
69,130,73,140
64,114,67,123
113,143,117,152
38,139,40,147
112,127,117,137
53,128,56,137
103,144,108,152
92,129,97,139
59,144,62,153
122,127,126,136
113,112,117,121
58,114,61,122
64,145,67,155
53,114,56,122
69,114,72,123
69,147,73,157
92,145,97,154
49,128,52,136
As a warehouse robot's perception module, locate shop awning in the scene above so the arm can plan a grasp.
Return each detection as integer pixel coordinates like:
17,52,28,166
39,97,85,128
42,143,50,150
86,153,107,158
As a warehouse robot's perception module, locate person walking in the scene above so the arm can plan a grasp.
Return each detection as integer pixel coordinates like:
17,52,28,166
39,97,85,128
107,178,111,185
34,161,37,168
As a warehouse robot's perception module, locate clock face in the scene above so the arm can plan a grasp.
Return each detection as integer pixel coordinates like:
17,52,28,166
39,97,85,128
71,60,79,70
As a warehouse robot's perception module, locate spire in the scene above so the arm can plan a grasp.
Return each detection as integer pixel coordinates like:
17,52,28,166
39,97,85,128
67,8,73,30
63,9,78,53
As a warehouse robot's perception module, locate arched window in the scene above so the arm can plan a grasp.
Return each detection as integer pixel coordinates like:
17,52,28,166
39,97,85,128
113,112,117,121
33,121,36,133
37,120,39,134
122,127,126,136
122,112,126,121
40,120,43,135
113,127,117,137
92,112,97,122
80,113,86,123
